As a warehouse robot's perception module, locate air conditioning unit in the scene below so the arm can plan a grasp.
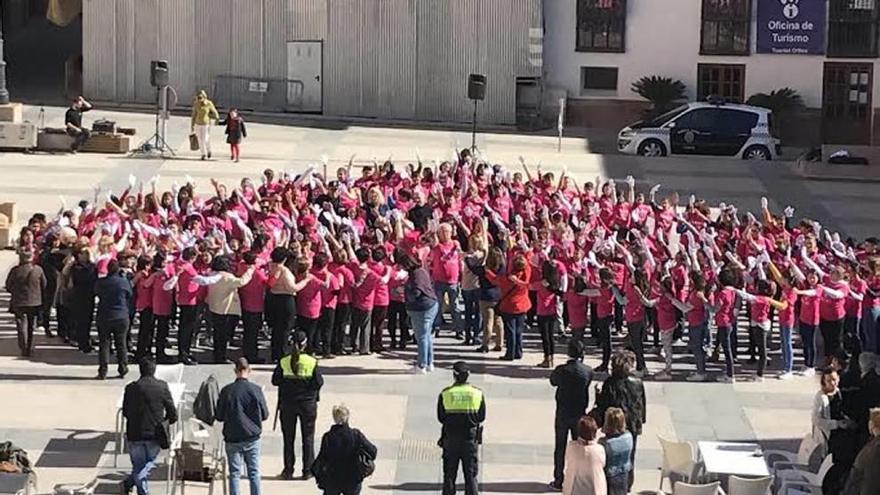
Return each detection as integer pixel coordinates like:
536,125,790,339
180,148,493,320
0,123,37,149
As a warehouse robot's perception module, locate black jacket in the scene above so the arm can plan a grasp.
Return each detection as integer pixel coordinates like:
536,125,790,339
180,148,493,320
122,376,179,443
593,375,647,436
550,359,593,420
315,424,377,488
271,355,324,406
215,378,269,443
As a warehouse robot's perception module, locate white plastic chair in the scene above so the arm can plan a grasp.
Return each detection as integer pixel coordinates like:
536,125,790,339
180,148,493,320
674,480,721,495
156,363,185,384
728,475,774,495
777,454,833,495
659,436,701,492
763,433,820,474
168,418,227,495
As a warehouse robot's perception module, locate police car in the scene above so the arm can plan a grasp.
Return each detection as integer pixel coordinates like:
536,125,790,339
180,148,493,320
617,99,781,160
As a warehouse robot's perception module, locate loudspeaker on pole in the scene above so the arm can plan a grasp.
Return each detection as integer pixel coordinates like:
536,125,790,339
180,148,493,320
468,74,486,101
150,60,169,88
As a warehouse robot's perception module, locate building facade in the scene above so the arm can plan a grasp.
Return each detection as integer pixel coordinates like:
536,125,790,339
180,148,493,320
544,0,880,145
81,0,543,125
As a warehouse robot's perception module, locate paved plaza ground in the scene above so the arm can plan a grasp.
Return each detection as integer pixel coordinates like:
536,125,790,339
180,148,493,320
0,106,874,495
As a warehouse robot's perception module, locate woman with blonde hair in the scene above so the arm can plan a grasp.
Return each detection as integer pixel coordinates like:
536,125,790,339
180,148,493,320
461,232,486,346
599,408,633,495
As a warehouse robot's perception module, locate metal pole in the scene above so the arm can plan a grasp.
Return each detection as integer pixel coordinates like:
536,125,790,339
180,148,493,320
471,99,477,152
0,6,11,105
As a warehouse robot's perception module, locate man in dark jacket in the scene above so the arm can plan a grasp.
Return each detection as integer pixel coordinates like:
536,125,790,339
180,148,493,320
5,251,46,357
95,260,133,379
272,332,324,480
121,359,178,495
70,249,97,353
313,404,377,495
549,340,593,490
216,358,269,495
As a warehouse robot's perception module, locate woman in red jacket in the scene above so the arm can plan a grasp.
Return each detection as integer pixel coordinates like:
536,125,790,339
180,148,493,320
487,254,532,361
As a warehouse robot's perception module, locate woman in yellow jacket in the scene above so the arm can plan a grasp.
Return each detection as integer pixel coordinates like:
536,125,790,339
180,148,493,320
191,90,220,160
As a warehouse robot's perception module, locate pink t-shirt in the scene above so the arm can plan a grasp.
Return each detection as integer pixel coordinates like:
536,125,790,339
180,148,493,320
749,296,772,324
332,263,354,305
349,263,380,311
656,296,678,332
565,291,589,329
238,265,268,313
320,269,340,310
778,287,798,328
371,262,391,307
296,275,323,319
819,281,849,322
845,279,867,317
799,287,821,326
151,270,174,316
135,273,153,312
429,241,461,284
595,286,615,319
176,261,200,306
686,291,707,327
714,287,736,328
623,283,646,324
536,283,558,317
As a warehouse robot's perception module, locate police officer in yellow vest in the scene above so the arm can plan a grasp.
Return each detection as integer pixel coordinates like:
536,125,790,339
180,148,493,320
271,331,323,480
437,361,486,495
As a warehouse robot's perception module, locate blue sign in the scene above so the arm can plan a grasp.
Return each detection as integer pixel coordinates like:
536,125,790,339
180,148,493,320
757,0,826,54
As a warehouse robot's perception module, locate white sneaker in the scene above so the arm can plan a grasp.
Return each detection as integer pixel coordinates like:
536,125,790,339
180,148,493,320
753,376,765,383
778,372,794,380
716,375,734,383
686,373,706,382
427,364,435,372
673,339,686,346
799,368,816,377
654,371,672,381
37,326,46,332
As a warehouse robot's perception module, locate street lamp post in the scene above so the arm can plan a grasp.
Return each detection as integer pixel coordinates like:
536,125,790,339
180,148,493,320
0,6,10,105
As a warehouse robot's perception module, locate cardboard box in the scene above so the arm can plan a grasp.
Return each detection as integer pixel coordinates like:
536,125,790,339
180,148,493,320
0,102,24,123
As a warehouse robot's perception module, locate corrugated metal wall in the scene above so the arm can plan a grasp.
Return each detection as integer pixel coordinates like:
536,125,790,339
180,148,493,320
83,0,542,124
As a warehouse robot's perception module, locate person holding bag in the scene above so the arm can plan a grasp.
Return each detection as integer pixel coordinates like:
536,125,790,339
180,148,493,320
121,359,178,495
312,404,377,495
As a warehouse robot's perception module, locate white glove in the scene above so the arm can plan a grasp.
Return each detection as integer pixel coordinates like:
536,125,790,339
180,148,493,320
688,194,696,207
128,174,137,188
321,154,329,166
649,184,661,197
185,175,195,186
625,175,635,188
760,197,768,210
784,206,795,218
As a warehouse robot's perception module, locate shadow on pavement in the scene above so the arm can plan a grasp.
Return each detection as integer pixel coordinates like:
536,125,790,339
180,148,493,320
370,481,554,493
35,430,114,469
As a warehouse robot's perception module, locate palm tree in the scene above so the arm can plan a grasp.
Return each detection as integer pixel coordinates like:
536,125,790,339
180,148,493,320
631,76,687,117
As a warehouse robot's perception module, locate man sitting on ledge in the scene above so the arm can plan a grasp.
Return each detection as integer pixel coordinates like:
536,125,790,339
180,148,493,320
65,96,92,153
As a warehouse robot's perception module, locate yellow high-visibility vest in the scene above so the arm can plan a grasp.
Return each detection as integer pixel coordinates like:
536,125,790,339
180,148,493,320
279,354,317,379
441,384,483,413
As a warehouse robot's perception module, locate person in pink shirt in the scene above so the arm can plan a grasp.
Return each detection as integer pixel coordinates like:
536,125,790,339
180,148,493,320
330,250,354,355
536,260,563,368
132,256,155,362
369,248,392,352
238,250,268,363
735,279,788,382
165,247,200,365
149,254,174,363
349,246,384,354
683,272,712,382
428,223,463,338
712,271,739,382
613,268,656,375
313,252,340,357
387,257,411,349
294,258,324,354
862,260,880,353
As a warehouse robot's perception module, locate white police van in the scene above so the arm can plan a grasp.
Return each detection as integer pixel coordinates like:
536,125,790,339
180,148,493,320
617,99,781,160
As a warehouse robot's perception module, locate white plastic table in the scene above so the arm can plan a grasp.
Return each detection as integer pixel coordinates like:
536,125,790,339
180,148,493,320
114,382,186,466
698,441,770,477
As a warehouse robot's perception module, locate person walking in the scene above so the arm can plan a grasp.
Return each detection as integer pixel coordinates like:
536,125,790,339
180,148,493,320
121,359,178,495
399,250,438,374
592,351,646,491
94,260,133,379
71,248,98,353
222,108,247,162
312,404,378,495
5,251,46,357
215,358,270,495
437,361,486,495
191,90,220,160
272,332,324,480
549,340,594,491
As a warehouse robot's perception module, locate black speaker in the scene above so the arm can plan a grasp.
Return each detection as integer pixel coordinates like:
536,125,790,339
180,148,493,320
468,74,486,101
150,60,169,88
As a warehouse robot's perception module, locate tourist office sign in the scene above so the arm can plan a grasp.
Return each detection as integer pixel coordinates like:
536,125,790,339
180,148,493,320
757,0,826,54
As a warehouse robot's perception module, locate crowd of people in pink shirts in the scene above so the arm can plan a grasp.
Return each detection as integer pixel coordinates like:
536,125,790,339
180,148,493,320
11,149,880,383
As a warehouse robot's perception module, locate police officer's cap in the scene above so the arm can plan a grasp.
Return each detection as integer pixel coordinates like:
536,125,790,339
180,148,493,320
289,331,307,346
452,361,470,376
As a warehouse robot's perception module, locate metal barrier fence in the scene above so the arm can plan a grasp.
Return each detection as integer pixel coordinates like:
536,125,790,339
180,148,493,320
212,75,305,112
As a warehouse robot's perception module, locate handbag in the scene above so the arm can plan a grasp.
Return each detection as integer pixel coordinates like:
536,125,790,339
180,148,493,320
351,429,375,480
188,133,199,151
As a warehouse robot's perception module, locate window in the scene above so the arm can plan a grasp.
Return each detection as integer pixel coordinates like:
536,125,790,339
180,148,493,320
581,67,619,92
828,0,880,57
701,0,751,55
697,64,746,103
717,109,759,135
674,108,719,131
576,0,627,52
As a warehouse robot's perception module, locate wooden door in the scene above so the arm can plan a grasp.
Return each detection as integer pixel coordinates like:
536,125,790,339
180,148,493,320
822,62,873,145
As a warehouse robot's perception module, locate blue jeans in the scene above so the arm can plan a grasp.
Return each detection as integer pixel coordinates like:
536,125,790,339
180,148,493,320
799,323,816,369
432,282,462,333
688,323,707,373
502,313,526,359
862,307,880,353
226,439,261,495
780,325,793,373
461,289,482,343
409,302,439,369
128,441,161,495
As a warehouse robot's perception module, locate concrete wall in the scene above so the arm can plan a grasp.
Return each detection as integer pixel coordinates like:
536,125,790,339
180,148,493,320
543,0,880,110
82,0,543,124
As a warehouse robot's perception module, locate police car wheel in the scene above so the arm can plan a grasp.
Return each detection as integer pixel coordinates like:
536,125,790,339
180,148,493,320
743,145,771,161
637,139,666,157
